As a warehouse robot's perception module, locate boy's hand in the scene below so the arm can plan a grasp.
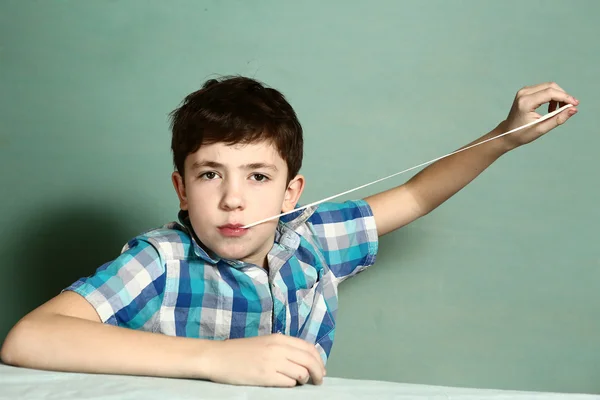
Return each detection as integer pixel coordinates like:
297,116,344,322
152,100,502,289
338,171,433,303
500,82,579,151
204,334,326,387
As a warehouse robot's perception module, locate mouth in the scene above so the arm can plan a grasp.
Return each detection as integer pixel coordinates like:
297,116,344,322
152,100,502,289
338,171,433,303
218,224,248,237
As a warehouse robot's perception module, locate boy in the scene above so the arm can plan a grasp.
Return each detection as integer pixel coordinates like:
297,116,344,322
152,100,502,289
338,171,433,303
0,76,578,387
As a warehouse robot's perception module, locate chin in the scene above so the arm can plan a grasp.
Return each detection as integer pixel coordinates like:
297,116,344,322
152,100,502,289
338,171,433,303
213,244,256,262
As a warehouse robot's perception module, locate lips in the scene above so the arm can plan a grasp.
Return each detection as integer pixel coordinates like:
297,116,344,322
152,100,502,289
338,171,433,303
218,224,248,237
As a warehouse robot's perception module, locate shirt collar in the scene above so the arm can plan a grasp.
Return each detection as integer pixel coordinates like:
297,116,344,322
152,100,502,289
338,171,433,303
177,210,221,264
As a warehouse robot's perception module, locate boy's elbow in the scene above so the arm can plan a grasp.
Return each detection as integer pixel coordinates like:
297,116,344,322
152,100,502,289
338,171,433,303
1,318,38,366
0,338,17,366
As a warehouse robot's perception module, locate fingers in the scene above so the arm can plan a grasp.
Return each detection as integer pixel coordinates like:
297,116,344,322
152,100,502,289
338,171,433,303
268,372,298,388
276,335,325,374
536,106,577,134
517,81,566,96
303,341,325,373
517,82,563,112
270,334,326,385
285,347,325,384
518,87,578,113
276,361,311,385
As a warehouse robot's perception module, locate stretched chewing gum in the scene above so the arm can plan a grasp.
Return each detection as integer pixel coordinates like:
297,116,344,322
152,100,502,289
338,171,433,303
242,104,574,229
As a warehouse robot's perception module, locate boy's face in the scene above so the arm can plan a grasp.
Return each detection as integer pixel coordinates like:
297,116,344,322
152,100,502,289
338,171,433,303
172,140,305,268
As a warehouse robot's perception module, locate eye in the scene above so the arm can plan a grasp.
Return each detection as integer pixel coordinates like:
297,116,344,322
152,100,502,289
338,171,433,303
199,171,219,180
251,173,269,182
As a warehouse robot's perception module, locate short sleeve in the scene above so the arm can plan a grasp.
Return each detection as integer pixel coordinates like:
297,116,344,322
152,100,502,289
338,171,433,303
307,199,379,281
63,236,167,331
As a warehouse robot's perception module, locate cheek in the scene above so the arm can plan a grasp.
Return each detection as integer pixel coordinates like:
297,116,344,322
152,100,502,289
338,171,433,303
186,184,217,210
253,189,286,210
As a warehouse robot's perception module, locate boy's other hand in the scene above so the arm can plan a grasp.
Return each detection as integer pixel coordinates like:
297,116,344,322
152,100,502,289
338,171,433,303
204,334,326,387
499,82,579,150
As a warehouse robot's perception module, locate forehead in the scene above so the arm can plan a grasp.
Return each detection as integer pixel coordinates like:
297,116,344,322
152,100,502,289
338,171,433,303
185,140,286,168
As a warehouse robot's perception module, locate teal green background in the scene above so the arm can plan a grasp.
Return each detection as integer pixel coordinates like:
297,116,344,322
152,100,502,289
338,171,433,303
1,0,598,394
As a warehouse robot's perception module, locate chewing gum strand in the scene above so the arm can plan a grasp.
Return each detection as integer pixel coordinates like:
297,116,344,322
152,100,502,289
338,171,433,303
243,104,573,229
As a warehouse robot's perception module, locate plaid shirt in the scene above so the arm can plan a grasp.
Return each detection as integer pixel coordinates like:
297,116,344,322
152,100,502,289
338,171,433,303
65,200,379,363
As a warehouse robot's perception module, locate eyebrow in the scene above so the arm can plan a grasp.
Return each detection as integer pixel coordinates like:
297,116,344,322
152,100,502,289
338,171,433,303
191,160,279,172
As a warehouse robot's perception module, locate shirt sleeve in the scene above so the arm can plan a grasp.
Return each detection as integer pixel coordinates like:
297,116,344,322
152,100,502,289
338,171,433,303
307,199,379,282
63,236,167,331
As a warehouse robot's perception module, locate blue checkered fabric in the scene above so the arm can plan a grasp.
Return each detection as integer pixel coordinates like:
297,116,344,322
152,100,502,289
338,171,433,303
65,200,379,363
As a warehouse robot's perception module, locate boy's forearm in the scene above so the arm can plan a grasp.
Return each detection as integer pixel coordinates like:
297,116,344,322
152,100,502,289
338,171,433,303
405,124,509,215
0,313,216,380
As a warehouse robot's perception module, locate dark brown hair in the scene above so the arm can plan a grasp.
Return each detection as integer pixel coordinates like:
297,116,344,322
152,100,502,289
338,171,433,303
169,76,303,182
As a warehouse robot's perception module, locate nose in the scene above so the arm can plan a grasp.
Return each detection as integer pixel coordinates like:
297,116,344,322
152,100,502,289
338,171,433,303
219,179,245,211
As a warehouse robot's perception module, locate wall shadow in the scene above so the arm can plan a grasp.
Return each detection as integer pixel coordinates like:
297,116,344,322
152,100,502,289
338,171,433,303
0,203,145,344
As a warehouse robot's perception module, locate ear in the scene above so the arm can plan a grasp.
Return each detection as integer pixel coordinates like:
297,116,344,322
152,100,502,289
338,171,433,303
171,171,189,210
281,174,305,213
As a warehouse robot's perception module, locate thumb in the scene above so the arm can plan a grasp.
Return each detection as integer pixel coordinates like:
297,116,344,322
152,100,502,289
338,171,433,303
535,107,577,134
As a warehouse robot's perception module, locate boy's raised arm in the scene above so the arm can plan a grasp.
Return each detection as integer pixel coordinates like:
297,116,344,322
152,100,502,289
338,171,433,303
0,291,325,387
365,82,578,236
